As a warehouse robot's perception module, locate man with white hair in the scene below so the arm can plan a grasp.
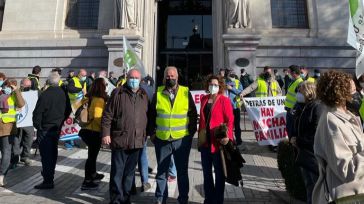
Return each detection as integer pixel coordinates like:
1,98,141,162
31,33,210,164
102,68,149,203
33,72,72,189
149,66,198,204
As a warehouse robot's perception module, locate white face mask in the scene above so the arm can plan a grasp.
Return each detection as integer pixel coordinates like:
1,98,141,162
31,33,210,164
208,85,219,95
296,92,305,103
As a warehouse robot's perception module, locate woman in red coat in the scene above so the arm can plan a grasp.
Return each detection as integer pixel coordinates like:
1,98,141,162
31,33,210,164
198,75,234,204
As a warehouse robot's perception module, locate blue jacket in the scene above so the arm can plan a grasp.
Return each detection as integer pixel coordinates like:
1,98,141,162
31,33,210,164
225,79,243,109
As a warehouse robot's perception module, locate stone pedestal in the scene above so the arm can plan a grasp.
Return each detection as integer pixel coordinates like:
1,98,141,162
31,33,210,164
103,29,144,76
222,31,260,79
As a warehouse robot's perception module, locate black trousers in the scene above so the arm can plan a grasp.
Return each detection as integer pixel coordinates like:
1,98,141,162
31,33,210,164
79,129,102,181
109,149,140,204
233,108,242,145
13,126,34,159
38,130,59,184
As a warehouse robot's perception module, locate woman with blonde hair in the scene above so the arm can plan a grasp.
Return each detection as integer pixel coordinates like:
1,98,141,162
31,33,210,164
313,71,364,203
291,81,321,204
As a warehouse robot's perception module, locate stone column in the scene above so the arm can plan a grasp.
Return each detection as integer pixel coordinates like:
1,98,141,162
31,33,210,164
222,32,261,79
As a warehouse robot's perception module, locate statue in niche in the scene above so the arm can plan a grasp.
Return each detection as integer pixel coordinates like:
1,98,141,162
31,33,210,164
226,0,250,29
114,0,137,29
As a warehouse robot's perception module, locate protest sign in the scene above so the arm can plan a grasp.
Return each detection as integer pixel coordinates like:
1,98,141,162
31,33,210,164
17,91,38,128
59,116,81,141
243,97,288,146
191,90,206,114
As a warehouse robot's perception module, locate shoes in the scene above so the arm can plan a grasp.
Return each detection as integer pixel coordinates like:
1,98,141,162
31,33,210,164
92,173,104,183
81,180,99,190
20,158,32,166
141,182,151,192
0,175,6,187
130,184,137,195
167,176,176,182
34,182,54,189
269,145,278,152
64,142,73,150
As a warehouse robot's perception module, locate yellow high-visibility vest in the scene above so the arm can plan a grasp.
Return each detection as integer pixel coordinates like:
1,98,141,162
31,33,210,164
234,79,242,107
68,77,86,102
28,75,40,90
256,77,279,97
284,77,304,109
359,99,364,121
1,94,17,123
156,85,189,140
59,80,63,86
306,77,315,83
117,78,126,87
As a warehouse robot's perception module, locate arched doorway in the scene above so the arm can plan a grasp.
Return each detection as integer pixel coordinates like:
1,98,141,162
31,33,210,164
156,0,213,89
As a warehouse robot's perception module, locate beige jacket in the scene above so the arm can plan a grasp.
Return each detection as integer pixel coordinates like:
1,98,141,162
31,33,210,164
313,106,364,204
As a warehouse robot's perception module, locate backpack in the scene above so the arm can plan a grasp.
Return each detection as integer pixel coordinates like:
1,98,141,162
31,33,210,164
74,98,90,128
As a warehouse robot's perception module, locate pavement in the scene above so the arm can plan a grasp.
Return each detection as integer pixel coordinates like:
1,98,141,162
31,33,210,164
0,122,294,204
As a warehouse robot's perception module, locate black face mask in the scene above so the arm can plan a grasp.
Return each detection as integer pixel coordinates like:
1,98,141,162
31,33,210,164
22,87,30,92
165,79,177,88
263,72,272,80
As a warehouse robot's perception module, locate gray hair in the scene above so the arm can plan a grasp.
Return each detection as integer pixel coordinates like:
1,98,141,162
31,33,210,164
48,72,61,86
163,66,178,79
127,68,141,78
97,70,107,78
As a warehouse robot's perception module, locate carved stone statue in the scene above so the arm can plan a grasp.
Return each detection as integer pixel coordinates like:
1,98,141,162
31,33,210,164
114,0,137,29
226,0,250,29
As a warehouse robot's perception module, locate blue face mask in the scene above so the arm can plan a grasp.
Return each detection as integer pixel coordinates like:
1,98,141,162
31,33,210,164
3,87,12,95
300,73,306,78
80,76,87,82
127,78,140,90
0,81,4,87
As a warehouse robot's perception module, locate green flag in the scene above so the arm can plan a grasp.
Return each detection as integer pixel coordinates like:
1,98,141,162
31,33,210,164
348,0,364,78
123,36,146,76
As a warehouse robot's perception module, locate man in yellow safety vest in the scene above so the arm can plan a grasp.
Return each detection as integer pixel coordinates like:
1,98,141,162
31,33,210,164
284,65,304,139
67,69,87,112
28,65,42,91
299,66,316,83
149,66,197,204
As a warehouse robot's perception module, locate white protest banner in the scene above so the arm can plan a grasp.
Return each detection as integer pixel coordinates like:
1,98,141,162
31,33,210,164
17,91,38,128
348,0,364,78
244,97,288,146
191,90,206,114
59,116,81,141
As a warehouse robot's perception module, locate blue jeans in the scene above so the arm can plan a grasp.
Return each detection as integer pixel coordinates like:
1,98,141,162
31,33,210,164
169,156,176,177
0,135,13,175
37,130,59,184
135,141,149,184
300,167,318,204
110,149,140,204
154,136,193,204
201,147,225,204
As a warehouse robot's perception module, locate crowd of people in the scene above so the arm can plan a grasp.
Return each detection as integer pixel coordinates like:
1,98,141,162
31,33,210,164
0,63,363,204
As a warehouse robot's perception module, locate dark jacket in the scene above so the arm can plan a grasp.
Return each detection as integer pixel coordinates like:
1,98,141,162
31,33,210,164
239,74,254,97
347,91,362,117
295,100,322,152
283,75,292,93
102,85,149,150
33,86,72,132
67,77,86,93
148,85,198,138
85,76,94,91
27,74,40,91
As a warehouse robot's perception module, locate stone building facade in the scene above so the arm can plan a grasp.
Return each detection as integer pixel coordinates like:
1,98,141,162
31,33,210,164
0,0,355,85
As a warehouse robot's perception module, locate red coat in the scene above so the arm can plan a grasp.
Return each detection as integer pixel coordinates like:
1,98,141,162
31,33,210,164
198,94,234,153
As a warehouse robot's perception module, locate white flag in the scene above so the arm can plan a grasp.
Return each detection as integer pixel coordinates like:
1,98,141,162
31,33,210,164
348,0,364,78
123,36,146,76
